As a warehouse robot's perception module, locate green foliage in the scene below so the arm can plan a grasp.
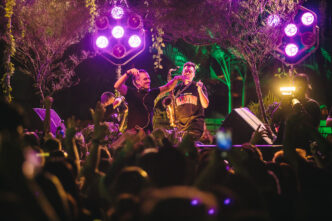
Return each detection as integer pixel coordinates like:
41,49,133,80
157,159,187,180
321,48,332,63
1,0,17,102
248,91,280,124
163,44,188,70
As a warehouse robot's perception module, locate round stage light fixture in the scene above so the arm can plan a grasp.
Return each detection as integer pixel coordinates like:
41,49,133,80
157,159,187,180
111,6,124,20
285,43,299,57
284,24,298,37
128,14,141,29
95,16,109,30
96,36,109,48
112,44,126,58
267,14,280,27
128,35,141,48
112,26,125,39
301,12,314,26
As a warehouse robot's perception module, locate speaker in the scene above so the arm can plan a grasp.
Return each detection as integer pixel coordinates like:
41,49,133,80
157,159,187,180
220,108,274,145
30,108,66,136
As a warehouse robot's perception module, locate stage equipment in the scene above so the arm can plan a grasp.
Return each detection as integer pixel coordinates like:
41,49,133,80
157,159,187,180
32,108,66,136
272,6,319,65
162,68,179,128
220,108,275,145
93,0,145,78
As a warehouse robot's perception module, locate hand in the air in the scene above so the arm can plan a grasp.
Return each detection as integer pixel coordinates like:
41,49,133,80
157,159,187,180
126,68,139,78
197,80,204,90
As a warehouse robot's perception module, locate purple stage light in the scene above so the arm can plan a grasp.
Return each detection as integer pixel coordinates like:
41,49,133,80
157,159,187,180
128,35,141,48
96,36,109,48
191,199,199,206
111,6,124,19
95,16,109,30
224,198,231,205
208,208,216,215
128,14,141,29
301,12,314,26
285,43,299,57
301,32,315,46
267,14,280,26
112,44,126,58
112,26,124,39
284,24,298,37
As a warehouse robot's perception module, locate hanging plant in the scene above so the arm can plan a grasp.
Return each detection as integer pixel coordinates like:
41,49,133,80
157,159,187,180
150,27,165,70
85,0,97,32
1,0,16,103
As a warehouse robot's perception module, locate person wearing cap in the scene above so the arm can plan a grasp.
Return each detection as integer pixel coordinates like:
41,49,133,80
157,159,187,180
173,62,209,140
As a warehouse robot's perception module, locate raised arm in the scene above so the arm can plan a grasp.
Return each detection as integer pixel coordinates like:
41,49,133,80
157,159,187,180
114,68,138,95
197,81,209,109
159,75,184,95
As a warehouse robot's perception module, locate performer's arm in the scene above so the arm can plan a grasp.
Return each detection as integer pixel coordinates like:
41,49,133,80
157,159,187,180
114,68,138,95
159,75,184,94
197,80,209,108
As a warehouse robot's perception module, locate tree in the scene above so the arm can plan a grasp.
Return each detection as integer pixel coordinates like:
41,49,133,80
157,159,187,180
9,0,94,103
133,0,303,126
210,44,247,113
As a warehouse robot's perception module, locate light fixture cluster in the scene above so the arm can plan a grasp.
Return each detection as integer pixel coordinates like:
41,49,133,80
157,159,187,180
93,4,145,65
271,6,319,65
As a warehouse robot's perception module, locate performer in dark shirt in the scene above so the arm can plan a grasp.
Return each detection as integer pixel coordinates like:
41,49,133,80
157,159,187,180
114,68,184,133
271,73,320,151
173,62,209,140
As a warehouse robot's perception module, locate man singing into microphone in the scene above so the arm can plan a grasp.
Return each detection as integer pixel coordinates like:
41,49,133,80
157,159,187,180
173,62,209,140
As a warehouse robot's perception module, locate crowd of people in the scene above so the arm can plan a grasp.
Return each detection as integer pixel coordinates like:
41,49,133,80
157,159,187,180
1,67,332,221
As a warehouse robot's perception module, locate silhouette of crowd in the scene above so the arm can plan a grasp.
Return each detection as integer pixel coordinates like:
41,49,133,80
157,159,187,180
1,97,332,221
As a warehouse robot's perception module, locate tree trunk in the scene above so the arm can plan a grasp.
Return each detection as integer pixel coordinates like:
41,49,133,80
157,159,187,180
251,63,268,124
241,75,246,107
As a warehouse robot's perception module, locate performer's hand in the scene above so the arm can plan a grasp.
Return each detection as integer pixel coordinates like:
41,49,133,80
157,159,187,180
126,68,139,77
197,80,204,91
174,75,185,81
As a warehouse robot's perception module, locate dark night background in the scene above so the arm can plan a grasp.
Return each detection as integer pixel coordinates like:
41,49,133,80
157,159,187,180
5,0,332,123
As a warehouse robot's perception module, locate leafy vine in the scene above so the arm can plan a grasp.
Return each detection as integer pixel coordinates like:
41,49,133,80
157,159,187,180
150,27,165,70
1,0,16,103
85,0,97,32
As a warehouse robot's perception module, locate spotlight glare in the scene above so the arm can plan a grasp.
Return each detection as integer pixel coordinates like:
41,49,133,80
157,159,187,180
301,12,314,26
267,14,280,27
208,208,216,215
128,35,142,48
111,6,124,19
112,26,125,39
285,43,299,57
191,199,199,206
224,198,231,205
96,36,109,48
284,24,298,37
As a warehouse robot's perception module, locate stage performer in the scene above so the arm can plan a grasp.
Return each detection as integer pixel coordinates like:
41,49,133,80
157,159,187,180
173,62,209,140
114,68,184,133
271,73,320,151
